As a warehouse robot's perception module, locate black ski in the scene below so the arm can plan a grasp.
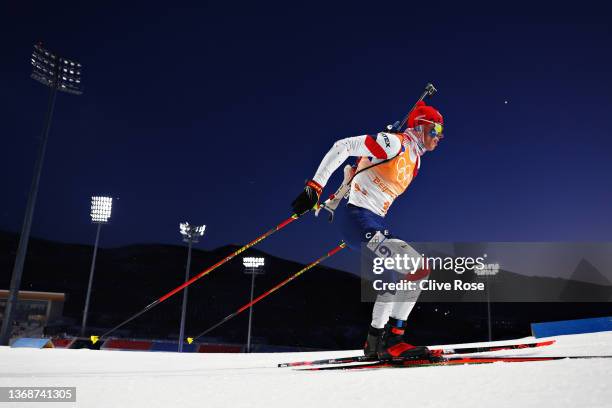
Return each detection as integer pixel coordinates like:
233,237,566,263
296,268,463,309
299,355,612,371
278,340,555,368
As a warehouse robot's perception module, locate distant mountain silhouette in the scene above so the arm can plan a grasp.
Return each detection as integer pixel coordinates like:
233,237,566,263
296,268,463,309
2,231,612,349
569,258,611,286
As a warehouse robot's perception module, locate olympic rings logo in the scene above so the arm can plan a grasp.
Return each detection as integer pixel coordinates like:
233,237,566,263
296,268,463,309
396,156,412,188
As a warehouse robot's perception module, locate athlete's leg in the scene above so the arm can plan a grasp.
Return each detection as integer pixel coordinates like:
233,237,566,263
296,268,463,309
366,232,427,321
371,293,394,329
336,205,395,356
365,232,431,359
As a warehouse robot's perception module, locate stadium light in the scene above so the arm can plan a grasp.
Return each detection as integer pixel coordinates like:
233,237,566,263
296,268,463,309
242,256,265,353
180,223,205,241
1,43,84,345
81,196,113,336
243,257,265,268
178,222,205,352
30,42,83,95
90,196,113,223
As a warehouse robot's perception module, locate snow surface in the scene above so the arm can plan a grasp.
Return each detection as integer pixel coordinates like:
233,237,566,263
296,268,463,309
1,332,611,408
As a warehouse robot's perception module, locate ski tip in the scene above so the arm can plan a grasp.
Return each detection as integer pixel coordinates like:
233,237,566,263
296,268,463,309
187,337,194,344
90,336,99,345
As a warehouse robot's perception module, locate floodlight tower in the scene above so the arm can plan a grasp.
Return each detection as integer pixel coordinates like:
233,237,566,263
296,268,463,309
242,257,265,353
80,196,113,335
476,262,499,342
178,223,205,352
0,43,83,345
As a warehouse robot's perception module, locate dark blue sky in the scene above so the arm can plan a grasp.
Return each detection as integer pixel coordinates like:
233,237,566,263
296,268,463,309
2,2,611,273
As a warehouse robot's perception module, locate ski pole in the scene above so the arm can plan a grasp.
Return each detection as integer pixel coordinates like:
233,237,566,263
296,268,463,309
90,213,303,344
186,242,347,344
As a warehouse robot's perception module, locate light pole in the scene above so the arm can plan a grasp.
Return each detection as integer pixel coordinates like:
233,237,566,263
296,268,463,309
242,257,265,353
1,43,83,345
178,222,205,352
81,196,112,336
475,262,499,342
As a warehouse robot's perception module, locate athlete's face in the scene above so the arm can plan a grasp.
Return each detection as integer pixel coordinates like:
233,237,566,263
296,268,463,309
422,123,443,151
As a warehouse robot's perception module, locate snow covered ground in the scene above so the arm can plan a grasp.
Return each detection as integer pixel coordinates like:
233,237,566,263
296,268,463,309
1,332,611,408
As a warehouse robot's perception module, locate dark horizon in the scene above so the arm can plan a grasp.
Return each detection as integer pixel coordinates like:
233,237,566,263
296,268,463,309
2,229,610,348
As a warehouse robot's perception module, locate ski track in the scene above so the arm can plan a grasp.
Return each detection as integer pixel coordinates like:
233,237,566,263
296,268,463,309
1,332,611,408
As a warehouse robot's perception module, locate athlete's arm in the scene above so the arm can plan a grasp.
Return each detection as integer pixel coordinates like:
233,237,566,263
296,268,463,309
312,133,402,187
290,133,401,216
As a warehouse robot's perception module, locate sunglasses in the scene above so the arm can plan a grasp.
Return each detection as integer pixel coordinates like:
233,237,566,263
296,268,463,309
418,119,444,137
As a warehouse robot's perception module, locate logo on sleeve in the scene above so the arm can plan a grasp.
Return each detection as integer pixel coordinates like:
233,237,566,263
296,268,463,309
382,134,391,148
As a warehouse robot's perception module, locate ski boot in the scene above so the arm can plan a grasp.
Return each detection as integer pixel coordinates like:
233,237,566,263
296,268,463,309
377,317,432,361
363,325,385,358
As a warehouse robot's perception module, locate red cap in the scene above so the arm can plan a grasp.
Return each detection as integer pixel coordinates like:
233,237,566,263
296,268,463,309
407,101,443,128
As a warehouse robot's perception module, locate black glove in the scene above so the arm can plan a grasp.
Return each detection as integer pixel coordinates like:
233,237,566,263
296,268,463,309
291,180,322,215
